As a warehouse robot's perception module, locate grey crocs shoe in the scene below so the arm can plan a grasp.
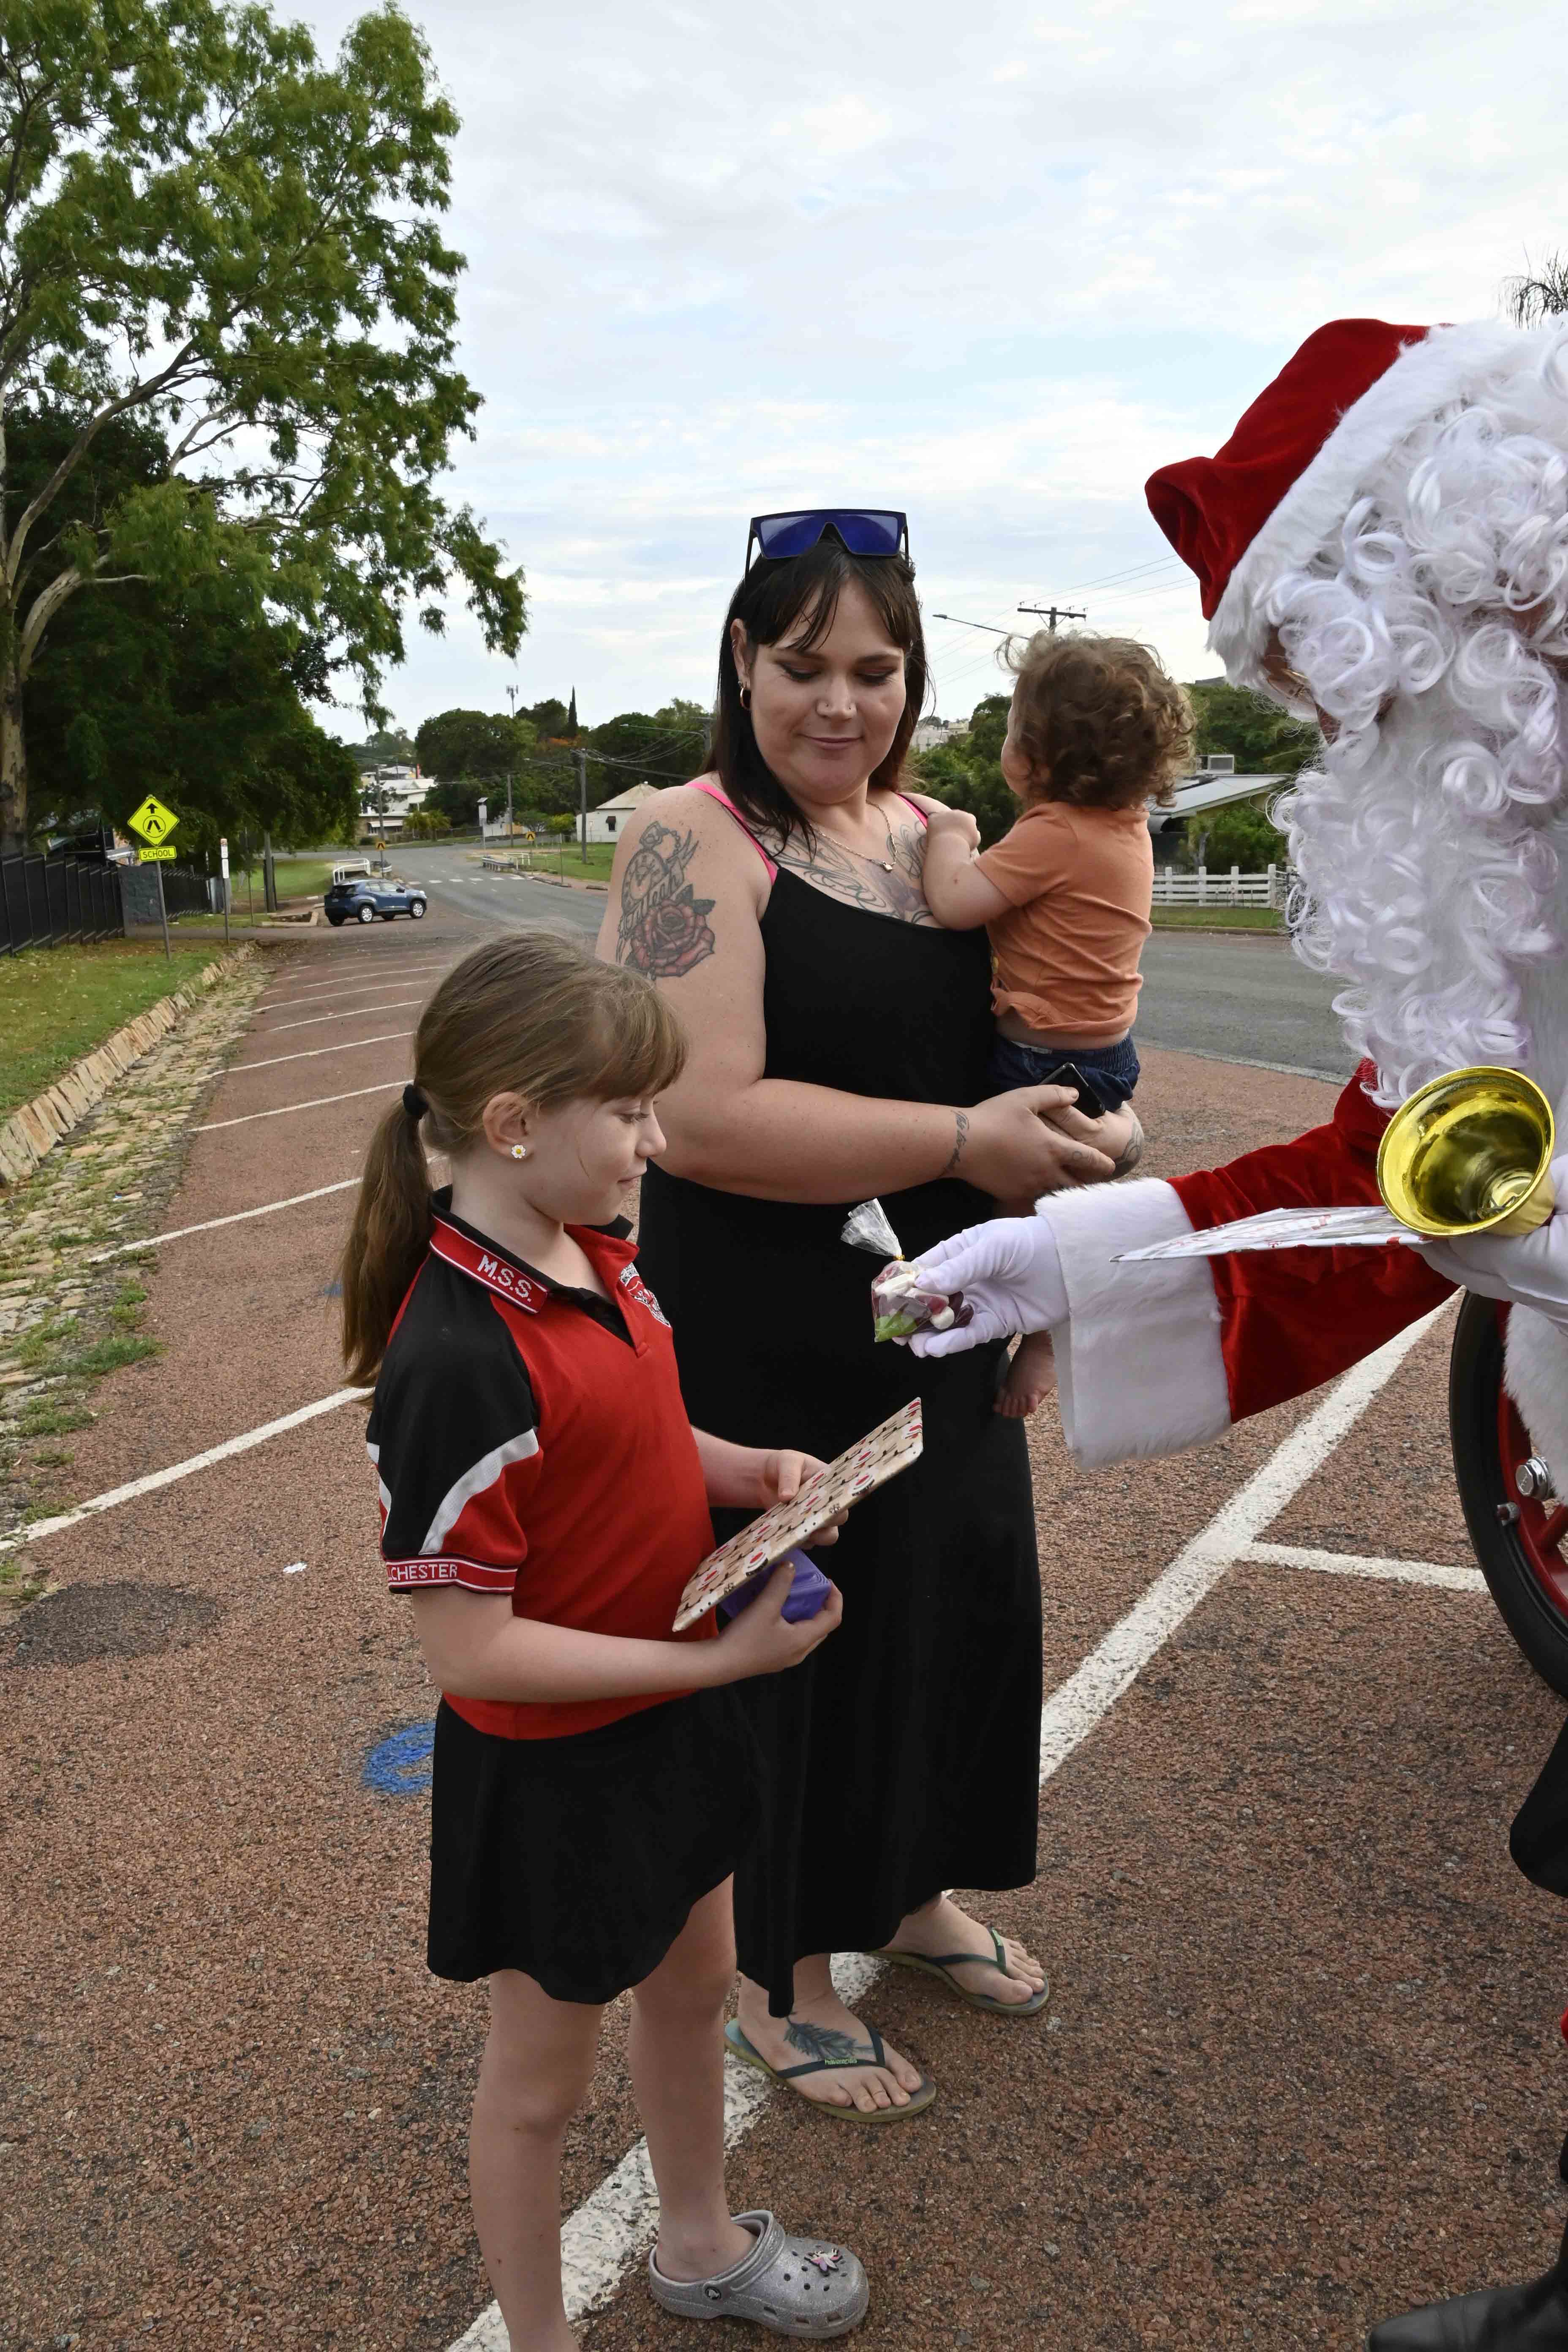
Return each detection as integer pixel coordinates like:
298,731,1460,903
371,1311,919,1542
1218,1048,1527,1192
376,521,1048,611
648,2210,869,2337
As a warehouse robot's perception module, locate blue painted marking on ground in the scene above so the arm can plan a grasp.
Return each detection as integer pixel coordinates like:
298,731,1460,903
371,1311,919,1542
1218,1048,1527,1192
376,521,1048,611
362,1720,436,1792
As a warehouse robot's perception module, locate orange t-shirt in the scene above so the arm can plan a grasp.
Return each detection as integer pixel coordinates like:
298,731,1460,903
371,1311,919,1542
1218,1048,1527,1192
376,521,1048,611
974,799,1153,1044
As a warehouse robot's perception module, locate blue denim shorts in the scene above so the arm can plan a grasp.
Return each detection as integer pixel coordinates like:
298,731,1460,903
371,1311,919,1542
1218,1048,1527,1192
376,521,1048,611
986,1031,1141,1112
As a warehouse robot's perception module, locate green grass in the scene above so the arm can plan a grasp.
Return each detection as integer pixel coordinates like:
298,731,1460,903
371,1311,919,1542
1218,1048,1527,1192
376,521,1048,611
494,841,615,882
0,940,226,1114
173,854,345,926
1150,905,1284,932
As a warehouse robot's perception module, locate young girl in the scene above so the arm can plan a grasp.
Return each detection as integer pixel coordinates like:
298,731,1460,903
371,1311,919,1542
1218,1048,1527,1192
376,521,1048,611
341,935,868,2347
920,630,1194,1416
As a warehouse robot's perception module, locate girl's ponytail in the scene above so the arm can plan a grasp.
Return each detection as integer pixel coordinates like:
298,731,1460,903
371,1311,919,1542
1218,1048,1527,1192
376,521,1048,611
341,1096,436,1388
340,934,687,1391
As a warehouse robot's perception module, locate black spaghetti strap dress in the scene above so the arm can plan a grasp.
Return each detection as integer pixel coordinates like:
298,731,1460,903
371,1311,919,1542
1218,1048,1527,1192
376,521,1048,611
636,856,1043,2016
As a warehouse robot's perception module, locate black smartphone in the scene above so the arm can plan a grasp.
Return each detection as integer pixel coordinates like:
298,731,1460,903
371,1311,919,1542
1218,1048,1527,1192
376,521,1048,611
1042,1060,1109,1119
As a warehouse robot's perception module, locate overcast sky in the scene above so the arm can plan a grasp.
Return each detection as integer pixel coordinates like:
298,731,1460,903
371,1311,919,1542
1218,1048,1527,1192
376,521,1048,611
296,0,1568,746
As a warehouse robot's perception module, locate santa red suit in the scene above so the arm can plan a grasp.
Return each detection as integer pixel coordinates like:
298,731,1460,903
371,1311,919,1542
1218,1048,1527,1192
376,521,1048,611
914,316,1568,2350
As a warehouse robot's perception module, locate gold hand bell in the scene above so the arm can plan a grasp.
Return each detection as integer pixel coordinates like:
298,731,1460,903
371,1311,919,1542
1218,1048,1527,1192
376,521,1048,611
1376,1066,1557,1240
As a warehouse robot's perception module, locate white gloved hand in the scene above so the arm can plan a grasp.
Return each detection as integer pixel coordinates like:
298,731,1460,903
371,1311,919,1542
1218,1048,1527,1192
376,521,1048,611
1414,1160,1568,1330
905,1214,1069,1357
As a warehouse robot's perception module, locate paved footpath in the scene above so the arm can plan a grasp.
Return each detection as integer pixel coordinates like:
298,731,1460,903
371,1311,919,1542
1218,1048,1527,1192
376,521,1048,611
3,900,1566,2352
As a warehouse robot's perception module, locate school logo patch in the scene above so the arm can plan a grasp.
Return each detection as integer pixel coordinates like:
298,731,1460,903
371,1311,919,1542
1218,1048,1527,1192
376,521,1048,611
618,1263,670,1326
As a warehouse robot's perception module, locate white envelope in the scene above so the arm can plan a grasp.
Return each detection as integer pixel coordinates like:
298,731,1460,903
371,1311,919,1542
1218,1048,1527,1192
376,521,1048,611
1117,1203,1416,1262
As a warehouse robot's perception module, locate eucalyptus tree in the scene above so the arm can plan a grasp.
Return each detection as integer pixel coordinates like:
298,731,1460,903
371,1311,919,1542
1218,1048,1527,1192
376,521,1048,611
0,0,526,847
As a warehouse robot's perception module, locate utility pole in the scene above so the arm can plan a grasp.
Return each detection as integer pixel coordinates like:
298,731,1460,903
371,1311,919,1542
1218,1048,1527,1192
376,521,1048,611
1017,602,1087,634
262,829,277,912
574,747,588,858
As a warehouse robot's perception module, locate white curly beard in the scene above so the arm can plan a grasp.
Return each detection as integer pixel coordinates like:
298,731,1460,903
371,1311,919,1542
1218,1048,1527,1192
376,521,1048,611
1252,330,1568,1118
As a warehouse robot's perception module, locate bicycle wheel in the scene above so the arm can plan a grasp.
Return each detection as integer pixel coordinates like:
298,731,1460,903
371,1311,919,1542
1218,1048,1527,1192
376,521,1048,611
1449,1292,1568,1698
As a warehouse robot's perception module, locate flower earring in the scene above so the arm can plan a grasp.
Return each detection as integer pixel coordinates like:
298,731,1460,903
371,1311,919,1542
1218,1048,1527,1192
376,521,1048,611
511,1144,529,1160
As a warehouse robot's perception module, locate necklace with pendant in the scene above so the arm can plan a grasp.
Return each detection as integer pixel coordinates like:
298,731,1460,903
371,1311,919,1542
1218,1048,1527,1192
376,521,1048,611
830,800,897,872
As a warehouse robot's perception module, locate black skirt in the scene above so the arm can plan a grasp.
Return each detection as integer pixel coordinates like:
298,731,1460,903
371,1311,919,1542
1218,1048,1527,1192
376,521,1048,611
428,1685,760,2002
637,865,1043,2017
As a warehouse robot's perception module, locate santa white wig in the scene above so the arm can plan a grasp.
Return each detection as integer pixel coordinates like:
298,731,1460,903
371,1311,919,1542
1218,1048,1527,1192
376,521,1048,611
1259,328,1568,1105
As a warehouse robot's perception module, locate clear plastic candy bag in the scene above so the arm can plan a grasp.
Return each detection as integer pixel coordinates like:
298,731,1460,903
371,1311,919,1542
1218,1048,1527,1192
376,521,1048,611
841,1198,973,1343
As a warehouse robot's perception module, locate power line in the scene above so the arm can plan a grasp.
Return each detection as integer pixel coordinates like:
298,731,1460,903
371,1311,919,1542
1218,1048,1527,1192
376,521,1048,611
930,611,1011,636
1055,555,1184,596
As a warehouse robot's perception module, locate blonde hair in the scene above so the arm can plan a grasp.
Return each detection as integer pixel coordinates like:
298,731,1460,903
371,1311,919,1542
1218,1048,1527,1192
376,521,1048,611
341,936,686,1386
1007,630,1193,810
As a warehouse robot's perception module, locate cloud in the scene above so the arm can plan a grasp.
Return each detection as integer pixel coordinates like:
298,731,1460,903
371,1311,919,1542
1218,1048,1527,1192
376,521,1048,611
293,0,1568,730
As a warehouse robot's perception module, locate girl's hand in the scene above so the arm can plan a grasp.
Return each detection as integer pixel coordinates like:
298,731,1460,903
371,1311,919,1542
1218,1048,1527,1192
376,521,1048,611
755,1449,847,1547
710,1560,844,1680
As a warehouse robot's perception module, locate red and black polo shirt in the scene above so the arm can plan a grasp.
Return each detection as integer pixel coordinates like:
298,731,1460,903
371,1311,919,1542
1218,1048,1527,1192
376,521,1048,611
368,1195,716,1740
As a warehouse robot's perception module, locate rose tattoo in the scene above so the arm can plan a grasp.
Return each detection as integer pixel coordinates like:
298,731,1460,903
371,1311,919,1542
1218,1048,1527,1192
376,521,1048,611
616,824,717,979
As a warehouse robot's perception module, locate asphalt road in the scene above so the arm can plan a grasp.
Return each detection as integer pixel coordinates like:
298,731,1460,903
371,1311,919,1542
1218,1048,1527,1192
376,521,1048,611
383,843,606,946
391,844,1353,1080
7,921,1565,2352
1138,931,1350,1080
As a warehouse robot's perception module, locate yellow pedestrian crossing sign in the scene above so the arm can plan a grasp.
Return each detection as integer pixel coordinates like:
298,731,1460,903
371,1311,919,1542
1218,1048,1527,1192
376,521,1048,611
127,793,179,845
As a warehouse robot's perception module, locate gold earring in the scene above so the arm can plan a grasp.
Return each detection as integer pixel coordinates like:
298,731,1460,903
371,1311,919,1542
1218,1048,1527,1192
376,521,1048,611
511,1144,528,1160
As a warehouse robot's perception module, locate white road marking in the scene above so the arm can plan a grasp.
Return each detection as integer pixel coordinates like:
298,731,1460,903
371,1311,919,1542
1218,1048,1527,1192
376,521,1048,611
197,1081,405,1132
449,1302,1453,2352
1242,1538,1485,1593
1036,1305,1447,1781
86,1180,359,1260
260,966,447,1010
260,996,425,1035
0,1241,1456,2337
447,1955,885,2352
0,1387,368,1558
231,1030,414,1073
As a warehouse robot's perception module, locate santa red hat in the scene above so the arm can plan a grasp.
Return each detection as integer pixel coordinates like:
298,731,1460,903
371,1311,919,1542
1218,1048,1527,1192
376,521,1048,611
1146,317,1526,675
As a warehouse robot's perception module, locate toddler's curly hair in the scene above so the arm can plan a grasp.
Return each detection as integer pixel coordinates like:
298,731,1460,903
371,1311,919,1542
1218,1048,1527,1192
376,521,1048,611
1006,631,1193,809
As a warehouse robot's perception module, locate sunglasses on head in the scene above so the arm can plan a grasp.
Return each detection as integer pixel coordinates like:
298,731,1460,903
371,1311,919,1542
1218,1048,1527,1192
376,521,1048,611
746,509,909,571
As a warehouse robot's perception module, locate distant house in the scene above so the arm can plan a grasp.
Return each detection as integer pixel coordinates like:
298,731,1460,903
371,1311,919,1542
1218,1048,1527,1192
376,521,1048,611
585,783,660,845
358,764,430,839
912,717,968,753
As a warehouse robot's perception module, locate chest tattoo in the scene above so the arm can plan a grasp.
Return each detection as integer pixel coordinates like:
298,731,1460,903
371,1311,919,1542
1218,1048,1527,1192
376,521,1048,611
773,818,937,926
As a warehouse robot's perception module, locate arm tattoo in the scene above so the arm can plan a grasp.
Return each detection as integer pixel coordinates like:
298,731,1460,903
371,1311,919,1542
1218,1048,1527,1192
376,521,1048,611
942,1110,970,1176
615,823,718,978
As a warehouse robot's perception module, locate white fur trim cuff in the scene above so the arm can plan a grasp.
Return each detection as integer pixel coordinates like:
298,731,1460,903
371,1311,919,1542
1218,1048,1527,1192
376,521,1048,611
1506,1309,1568,1494
1043,1178,1231,1470
1210,319,1529,678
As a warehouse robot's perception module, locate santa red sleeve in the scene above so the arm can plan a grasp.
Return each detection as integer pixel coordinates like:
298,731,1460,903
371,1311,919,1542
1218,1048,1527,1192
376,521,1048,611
1042,1062,1455,1470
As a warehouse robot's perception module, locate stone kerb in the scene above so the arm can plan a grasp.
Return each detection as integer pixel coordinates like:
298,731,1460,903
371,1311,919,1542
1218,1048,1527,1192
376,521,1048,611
0,944,256,1191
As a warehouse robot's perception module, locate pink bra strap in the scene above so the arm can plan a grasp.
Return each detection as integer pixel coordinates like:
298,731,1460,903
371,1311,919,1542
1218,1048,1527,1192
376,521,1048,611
893,790,928,828
688,779,777,880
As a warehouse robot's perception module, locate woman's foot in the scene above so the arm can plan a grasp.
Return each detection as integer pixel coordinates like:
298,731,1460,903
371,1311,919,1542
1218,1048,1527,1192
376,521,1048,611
734,1984,927,2116
886,1895,1046,2007
996,1330,1056,1418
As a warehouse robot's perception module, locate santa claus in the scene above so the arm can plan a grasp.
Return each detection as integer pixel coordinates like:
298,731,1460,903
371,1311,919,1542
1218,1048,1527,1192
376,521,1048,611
910,317,1568,2350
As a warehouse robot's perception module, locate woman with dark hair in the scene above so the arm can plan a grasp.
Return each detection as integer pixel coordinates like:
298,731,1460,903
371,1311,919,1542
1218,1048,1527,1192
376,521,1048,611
596,511,1116,2118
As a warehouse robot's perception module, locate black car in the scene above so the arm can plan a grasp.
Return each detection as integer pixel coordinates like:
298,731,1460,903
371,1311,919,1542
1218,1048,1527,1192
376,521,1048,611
324,877,427,926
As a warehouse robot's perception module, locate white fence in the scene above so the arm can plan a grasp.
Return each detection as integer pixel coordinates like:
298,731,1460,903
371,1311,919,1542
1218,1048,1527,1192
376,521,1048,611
1154,863,1285,909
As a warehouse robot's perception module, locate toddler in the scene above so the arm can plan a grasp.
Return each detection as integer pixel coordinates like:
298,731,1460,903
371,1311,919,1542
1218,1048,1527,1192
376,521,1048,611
921,630,1194,1415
